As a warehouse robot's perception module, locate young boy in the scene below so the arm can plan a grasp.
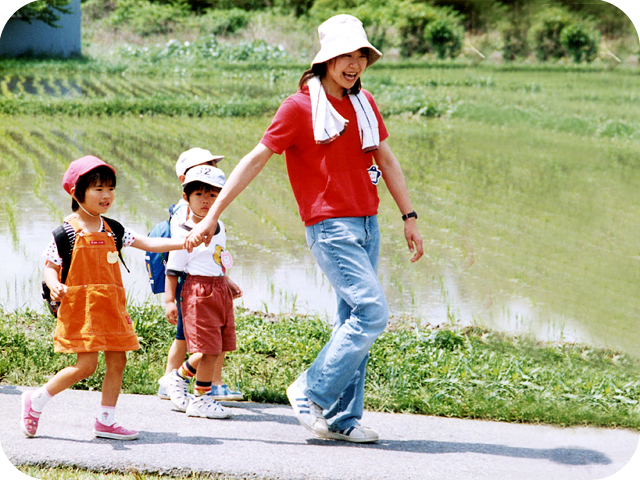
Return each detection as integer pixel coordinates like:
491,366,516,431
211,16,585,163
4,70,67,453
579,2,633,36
157,147,243,403
163,165,242,418
23,155,185,440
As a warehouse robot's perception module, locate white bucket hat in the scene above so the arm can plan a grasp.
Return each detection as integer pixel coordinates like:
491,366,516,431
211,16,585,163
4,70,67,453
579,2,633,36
311,14,382,67
182,165,226,189
175,147,224,178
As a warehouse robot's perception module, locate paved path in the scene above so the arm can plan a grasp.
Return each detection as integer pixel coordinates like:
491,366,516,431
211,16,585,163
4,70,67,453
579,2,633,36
1,384,639,480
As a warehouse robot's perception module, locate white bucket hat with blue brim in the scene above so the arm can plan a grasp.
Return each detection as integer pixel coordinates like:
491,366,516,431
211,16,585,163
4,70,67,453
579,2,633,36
311,14,382,67
182,165,226,190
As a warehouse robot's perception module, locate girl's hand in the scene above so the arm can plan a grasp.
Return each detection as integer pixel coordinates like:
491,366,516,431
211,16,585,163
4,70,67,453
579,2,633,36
44,261,67,300
165,301,178,325
185,217,217,252
50,283,68,301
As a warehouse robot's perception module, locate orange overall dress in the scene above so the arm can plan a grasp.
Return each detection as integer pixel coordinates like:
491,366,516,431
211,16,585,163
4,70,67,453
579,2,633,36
54,215,140,353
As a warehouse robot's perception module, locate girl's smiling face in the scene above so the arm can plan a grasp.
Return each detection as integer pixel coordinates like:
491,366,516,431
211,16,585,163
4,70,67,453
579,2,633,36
322,49,368,99
77,181,115,216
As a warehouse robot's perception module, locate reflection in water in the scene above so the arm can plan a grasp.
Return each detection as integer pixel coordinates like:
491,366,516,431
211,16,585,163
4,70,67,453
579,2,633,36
1,213,585,347
0,155,587,346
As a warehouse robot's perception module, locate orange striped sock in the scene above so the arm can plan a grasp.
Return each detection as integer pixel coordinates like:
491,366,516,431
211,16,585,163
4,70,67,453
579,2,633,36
178,360,196,381
195,381,212,396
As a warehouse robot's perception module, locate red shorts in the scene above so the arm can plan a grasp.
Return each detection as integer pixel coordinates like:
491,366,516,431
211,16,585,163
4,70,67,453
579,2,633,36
180,275,236,355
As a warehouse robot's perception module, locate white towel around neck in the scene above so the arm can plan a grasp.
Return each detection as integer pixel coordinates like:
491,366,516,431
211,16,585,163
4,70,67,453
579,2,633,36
307,75,379,153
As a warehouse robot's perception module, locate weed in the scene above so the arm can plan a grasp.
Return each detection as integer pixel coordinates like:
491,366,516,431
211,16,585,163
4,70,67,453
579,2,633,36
2,307,640,429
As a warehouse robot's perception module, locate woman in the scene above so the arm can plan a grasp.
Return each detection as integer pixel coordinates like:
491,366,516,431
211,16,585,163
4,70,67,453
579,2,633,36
186,14,423,443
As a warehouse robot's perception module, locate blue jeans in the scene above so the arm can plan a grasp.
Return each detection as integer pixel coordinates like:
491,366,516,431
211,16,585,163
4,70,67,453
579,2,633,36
299,216,389,432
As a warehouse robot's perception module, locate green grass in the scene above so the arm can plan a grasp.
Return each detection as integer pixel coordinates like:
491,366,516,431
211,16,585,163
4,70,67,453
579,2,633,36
2,306,640,430
16,465,226,480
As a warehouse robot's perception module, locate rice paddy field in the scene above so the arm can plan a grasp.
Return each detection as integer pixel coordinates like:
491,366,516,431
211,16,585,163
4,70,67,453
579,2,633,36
1,53,639,357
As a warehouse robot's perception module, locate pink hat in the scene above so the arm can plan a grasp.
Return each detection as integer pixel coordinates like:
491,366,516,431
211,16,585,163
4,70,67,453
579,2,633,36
62,155,116,194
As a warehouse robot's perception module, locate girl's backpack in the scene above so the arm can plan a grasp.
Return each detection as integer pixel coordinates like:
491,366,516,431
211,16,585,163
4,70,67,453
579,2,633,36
42,216,128,317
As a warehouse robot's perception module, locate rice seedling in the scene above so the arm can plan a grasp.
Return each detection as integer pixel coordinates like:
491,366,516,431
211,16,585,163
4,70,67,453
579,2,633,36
0,50,639,355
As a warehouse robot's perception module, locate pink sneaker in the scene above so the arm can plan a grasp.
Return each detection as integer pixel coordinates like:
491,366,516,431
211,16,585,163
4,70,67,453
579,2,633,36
93,419,139,440
20,391,41,437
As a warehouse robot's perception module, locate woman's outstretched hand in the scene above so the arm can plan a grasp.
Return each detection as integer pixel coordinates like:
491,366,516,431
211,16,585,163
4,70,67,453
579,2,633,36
185,216,218,252
404,219,424,263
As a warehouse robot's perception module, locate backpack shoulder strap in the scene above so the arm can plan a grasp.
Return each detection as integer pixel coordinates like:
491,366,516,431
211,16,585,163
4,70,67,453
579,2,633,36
52,225,72,284
102,216,130,273
102,216,124,251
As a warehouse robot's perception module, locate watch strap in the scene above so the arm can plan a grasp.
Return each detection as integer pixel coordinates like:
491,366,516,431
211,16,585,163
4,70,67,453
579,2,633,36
402,211,418,221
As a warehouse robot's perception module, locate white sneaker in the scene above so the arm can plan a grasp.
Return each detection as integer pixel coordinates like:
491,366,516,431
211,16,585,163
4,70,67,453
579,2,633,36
165,370,190,412
286,381,328,436
186,395,232,419
157,375,170,400
322,425,379,443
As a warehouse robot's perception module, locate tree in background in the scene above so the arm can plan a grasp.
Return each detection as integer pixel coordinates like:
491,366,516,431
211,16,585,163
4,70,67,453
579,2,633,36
14,0,72,27
424,17,463,59
430,0,506,33
75,0,637,61
561,22,600,63
528,6,574,62
552,0,636,38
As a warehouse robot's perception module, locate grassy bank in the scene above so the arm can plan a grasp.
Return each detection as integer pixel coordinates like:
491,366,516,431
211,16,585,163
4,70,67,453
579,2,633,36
17,466,204,480
2,306,639,430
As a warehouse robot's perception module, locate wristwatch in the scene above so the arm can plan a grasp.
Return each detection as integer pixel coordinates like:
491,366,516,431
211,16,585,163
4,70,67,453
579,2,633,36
402,211,418,221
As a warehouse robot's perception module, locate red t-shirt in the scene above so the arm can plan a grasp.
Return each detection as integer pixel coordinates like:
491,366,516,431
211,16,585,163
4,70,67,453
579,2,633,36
260,85,389,226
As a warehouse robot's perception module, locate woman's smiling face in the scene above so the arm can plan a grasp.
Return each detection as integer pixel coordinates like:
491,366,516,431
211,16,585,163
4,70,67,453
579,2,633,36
323,49,368,98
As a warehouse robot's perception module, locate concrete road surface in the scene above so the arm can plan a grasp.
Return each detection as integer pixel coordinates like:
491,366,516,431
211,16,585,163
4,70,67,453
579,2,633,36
1,384,639,480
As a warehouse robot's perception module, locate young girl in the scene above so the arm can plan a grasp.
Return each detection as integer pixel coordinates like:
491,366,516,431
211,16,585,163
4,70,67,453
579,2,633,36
185,14,424,443
21,155,185,440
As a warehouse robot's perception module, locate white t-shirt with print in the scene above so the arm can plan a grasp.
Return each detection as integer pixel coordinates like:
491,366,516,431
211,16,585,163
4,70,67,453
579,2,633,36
166,220,226,278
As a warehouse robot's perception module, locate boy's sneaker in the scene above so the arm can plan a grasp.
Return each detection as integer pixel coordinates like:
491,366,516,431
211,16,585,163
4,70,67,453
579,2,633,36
286,381,328,436
20,391,41,437
166,369,190,412
157,375,170,400
209,384,244,401
186,395,232,419
93,420,139,440
322,425,379,443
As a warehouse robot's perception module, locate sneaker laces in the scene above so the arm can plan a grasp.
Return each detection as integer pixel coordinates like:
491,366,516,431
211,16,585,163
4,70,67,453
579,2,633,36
308,400,324,419
169,374,188,391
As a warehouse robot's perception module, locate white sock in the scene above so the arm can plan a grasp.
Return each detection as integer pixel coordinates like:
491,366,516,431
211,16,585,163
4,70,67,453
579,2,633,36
97,406,116,426
30,387,53,413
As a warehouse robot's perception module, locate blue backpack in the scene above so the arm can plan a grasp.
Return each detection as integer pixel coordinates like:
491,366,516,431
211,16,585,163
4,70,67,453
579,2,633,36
145,204,185,294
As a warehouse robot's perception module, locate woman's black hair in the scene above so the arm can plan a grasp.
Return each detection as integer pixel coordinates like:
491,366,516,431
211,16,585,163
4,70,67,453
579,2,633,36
183,181,220,200
298,48,371,95
71,165,116,212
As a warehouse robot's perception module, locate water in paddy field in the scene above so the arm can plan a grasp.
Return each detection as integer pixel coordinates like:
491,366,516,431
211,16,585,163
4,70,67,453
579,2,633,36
2,212,575,339
1,161,589,353
2,112,638,358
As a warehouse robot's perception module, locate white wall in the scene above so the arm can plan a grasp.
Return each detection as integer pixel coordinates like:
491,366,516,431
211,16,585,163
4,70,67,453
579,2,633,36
0,0,81,58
